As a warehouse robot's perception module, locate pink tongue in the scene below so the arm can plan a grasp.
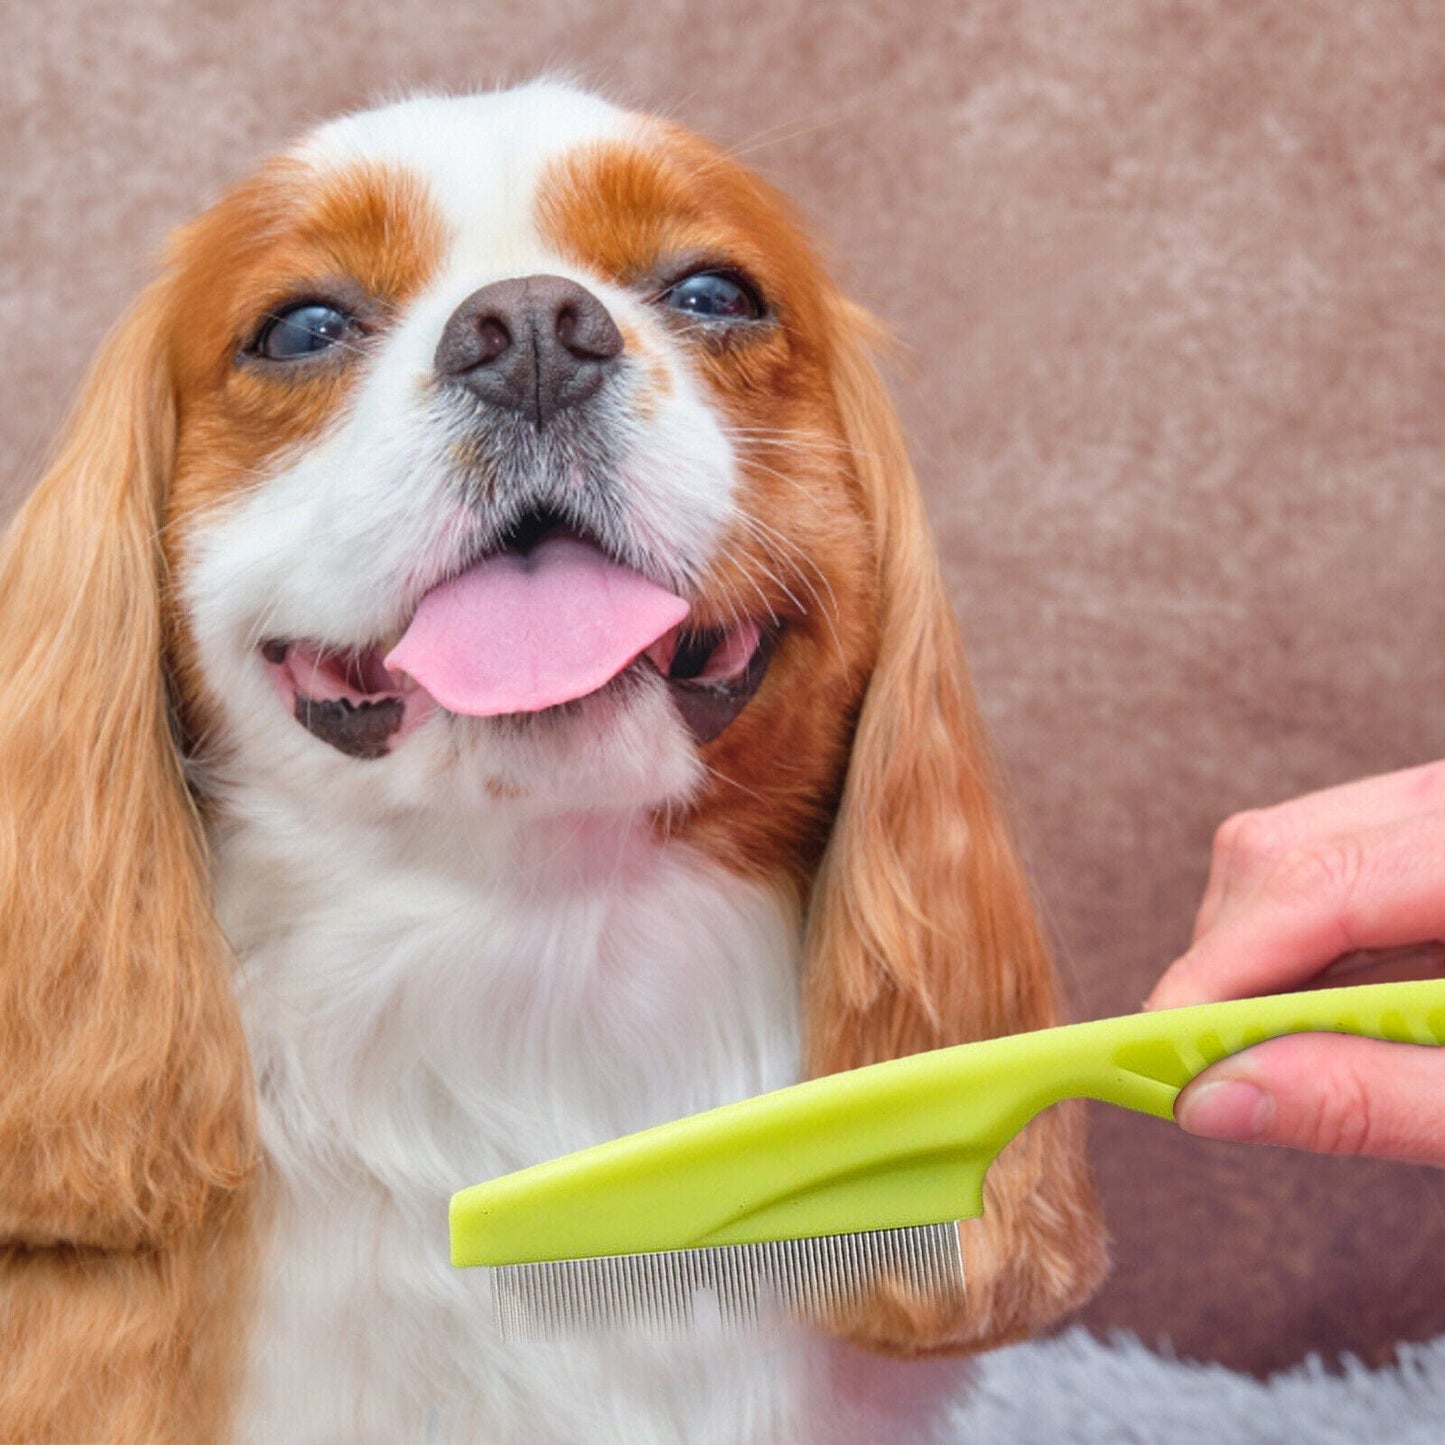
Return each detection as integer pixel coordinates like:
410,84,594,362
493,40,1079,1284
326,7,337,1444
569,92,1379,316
384,535,690,717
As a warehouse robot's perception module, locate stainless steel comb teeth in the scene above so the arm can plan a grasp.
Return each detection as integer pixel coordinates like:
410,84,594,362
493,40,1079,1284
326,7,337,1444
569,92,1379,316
490,1222,966,1341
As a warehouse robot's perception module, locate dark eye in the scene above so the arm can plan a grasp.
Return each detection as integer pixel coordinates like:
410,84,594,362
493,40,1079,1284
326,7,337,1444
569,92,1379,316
660,271,765,322
253,302,354,361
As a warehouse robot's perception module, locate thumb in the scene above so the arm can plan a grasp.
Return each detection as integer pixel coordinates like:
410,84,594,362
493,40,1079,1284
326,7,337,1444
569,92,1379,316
1174,1033,1445,1166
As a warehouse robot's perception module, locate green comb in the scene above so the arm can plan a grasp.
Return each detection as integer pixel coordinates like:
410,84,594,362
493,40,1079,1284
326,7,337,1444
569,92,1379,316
451,978,1445,1339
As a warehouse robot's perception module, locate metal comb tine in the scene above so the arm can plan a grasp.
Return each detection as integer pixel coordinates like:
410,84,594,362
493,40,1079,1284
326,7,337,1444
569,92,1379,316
489,1223,967,1342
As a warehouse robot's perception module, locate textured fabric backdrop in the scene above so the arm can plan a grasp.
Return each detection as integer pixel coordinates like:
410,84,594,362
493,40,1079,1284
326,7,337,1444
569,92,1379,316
4,0,1443,1377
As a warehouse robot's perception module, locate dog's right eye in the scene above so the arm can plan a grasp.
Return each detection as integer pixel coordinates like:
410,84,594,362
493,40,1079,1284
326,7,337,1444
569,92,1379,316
252,302,354,361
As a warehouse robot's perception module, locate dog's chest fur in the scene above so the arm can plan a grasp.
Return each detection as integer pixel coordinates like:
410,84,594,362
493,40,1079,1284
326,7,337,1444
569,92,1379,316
212,785,840,1443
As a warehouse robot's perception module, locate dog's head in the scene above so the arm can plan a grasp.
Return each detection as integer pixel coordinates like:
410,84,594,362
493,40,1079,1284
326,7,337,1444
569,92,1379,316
0,83,1103,1360
159,84,875,855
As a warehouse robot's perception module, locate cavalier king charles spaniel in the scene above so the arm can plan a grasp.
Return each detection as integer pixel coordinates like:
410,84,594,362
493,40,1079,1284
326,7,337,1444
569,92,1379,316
0,82,1105,1443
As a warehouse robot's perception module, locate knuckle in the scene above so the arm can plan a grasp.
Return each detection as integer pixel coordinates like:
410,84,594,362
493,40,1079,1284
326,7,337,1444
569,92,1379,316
1214,809,1292,871
1268,838,1364,925
1303,1063,1376,1156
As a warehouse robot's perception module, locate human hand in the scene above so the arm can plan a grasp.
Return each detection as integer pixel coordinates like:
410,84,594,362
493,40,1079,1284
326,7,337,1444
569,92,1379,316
1145,762,1445,1165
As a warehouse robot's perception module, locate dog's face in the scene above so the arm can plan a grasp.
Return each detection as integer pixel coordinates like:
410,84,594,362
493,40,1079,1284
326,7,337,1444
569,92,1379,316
159,84,874,866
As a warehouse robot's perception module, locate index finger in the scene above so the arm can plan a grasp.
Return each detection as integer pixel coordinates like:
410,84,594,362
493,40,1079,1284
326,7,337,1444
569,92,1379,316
1193,762,1445,941
1148,807,1445,1009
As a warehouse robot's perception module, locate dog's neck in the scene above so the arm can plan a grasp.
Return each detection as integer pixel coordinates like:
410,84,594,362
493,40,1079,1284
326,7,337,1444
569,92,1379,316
213,776,805,1187
215,777,822,1443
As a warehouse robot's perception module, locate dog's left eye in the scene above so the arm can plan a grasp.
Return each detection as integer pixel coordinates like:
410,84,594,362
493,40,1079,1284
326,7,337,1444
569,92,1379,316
660,271,765,322
253,302,354,361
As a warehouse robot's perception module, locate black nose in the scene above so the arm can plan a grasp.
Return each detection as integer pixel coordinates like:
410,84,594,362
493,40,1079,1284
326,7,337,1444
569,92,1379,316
434,274,624,427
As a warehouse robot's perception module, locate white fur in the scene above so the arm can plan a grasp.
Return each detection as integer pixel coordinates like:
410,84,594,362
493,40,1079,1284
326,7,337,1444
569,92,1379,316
185,83,968,1443
219,789,824,1443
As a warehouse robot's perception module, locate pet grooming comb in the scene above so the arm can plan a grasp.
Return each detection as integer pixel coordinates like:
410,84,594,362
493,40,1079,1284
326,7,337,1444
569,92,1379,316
451,978,1445,1340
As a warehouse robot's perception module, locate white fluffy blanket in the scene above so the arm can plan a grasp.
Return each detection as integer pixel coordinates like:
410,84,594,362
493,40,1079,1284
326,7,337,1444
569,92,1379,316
952,1328,1445,1443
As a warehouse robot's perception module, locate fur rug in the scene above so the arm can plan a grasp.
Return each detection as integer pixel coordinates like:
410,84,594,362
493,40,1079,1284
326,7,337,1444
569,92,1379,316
949,1327,1445,1443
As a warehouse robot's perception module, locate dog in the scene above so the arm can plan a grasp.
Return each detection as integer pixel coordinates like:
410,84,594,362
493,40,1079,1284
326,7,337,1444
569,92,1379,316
0,81,1106,1443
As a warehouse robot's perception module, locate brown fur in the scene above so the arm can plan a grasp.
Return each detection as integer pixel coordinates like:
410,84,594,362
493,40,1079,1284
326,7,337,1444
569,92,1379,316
0,290,259,1442
801,305,1108,1352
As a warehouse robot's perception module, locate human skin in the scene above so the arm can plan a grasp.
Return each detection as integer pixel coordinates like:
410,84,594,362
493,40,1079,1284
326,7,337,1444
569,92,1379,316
1145,761,1445,1166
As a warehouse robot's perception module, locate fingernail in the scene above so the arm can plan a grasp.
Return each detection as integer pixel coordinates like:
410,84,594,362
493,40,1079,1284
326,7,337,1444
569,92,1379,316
1177,1078,1274,1141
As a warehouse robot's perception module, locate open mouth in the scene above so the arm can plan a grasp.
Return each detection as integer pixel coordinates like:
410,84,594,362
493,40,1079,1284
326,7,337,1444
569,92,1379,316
642,616,776,745
259,638,428,760
260,510,777,759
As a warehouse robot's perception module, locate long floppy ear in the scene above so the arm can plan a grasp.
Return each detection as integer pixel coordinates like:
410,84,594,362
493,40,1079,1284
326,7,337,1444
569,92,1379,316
804,301,1108,1354
0,287,255,1252
0,290,260,1442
